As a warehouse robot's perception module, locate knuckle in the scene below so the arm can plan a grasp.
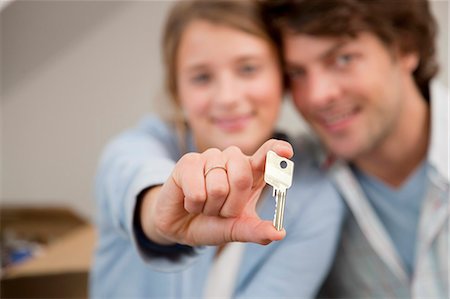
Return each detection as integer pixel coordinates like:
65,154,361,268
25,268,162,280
179,152,201,165
225,145,242,156
203,147,221,156
208,184,229,198
228,220,239,242
187,192,206,204
231,173,252,190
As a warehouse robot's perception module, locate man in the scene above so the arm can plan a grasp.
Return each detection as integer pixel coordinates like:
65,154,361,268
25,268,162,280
265,0,448,298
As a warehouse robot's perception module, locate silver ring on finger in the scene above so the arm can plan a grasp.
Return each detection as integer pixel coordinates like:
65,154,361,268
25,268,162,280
204,165,227,177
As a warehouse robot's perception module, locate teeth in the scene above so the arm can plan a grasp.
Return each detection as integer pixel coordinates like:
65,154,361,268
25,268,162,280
324,112,353,125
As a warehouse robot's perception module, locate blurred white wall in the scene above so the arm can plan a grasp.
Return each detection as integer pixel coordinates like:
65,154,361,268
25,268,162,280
1,1,172,220
0,1,448,221
431,0,449,84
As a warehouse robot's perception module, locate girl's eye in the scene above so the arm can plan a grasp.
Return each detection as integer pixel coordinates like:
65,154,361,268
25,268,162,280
191,73,211,84
239,64,260,76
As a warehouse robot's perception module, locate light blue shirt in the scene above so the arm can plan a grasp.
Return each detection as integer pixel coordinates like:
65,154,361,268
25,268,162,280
90,116,345,298
353,162,428,275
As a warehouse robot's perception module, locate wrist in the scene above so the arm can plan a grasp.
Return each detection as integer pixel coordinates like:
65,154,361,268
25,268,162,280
140,186,175,246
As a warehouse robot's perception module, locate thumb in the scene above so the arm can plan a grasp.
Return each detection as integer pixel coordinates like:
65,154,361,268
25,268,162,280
185,215,285,246
228,217,286,245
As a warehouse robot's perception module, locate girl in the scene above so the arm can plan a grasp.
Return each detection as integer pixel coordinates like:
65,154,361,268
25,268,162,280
90,1,343,298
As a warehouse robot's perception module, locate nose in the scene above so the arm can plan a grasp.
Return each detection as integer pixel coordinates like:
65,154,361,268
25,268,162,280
304,70,341,108
214,72,240,108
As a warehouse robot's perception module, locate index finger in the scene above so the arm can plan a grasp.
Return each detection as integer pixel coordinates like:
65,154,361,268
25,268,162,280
250,139,293,175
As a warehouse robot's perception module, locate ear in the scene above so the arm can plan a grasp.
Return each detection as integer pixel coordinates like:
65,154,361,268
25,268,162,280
400,52,419,74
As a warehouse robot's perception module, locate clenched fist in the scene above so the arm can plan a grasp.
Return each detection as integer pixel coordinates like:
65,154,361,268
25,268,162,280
140,139,293,247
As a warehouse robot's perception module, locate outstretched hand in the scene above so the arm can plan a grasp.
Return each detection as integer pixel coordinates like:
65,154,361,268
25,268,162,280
140,139,293,247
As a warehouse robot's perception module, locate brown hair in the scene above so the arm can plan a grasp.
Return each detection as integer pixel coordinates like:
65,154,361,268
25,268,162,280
263,0,438,98
162,0,283,104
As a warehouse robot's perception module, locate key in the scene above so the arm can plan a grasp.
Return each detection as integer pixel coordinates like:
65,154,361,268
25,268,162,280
264,150,294,231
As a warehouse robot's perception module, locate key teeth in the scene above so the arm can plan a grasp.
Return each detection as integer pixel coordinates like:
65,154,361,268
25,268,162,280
273,191,278,228
272,189,287,231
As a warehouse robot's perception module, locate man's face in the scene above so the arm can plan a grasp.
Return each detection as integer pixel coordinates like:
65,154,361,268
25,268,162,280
284,32,417,160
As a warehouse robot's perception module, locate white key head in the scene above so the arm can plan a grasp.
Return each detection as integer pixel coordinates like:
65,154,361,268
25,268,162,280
264,150,294,190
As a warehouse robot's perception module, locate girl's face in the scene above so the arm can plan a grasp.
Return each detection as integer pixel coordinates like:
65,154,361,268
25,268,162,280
176,20,283,155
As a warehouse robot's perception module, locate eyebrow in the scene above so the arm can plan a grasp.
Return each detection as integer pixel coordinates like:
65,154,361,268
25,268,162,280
183,54,264,73
184,64,208,73
318,40,349,61
285,39,350,70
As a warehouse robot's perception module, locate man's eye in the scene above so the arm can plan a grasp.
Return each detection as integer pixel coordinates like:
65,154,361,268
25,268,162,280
191,73,211,84
335,54,354,67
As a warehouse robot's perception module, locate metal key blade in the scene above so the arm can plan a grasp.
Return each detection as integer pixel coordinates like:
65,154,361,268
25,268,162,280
264,150,294,231
273,188,286,230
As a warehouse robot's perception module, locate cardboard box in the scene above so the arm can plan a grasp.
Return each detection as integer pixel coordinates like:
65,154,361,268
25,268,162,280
1,207,96,298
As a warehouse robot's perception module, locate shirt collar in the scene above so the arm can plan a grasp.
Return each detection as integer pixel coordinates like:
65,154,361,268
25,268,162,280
427,80,449,182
